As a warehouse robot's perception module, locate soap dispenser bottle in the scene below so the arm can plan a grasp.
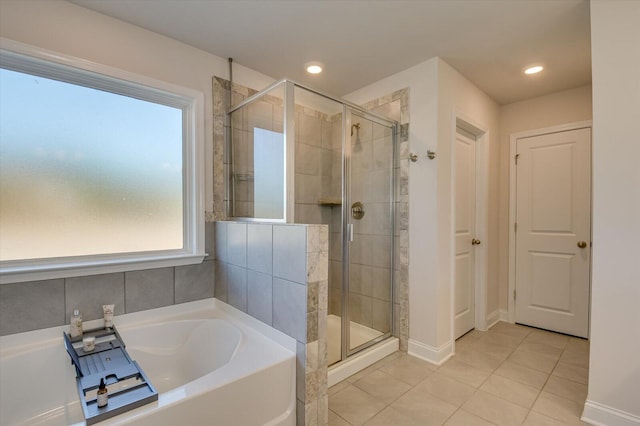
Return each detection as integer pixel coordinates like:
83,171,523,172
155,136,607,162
70,309,83,340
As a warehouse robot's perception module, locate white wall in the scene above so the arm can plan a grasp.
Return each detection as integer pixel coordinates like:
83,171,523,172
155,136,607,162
0,0,275,215
346,58,500,363
583,1,640,424
497,85,593,311
436,60,500,341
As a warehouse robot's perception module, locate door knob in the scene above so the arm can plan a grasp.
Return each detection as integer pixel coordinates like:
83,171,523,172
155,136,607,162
471,238,481,245
577,241,588,249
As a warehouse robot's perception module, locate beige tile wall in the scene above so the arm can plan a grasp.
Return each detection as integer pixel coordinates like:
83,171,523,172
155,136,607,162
213,78,409,346
294,105,334,225
214,221,329,426
348,117,394,334
361,89,410,350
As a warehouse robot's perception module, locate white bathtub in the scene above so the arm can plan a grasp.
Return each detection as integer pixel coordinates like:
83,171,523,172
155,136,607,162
0,299,296,426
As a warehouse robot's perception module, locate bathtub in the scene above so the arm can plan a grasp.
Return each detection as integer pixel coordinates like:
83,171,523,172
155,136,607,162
0,299,296,426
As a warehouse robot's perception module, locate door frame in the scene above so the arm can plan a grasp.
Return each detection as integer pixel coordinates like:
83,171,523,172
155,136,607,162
507,121,592,324
451,113,490,344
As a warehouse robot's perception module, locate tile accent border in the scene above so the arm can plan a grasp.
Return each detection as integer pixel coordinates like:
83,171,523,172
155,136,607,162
211,76,259,221
361,88,410,352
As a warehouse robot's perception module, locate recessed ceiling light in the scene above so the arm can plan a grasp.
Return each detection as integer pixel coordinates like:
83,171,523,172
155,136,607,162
305,62,324,74
524,65,544,75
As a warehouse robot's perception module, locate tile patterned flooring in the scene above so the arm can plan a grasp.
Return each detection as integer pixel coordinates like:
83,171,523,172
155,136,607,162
329,322,590,425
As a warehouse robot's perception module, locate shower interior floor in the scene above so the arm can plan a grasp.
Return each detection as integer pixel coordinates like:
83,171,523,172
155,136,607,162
327,314,384,366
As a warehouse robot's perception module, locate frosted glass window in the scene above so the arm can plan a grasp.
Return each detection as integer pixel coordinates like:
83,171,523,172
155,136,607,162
253,128,285,219
0,45,204,284
0,68,184,261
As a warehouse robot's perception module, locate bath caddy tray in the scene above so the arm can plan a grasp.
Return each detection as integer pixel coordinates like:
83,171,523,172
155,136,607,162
63,326,158,425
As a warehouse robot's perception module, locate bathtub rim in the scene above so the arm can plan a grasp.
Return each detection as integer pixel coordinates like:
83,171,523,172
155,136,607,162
1,298,297,426
0,298,296,356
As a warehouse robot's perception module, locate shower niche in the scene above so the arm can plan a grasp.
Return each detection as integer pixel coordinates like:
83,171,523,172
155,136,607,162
228,80,398,366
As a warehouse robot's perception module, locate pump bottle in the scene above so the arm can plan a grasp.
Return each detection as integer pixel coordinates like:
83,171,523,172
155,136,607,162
69,309,83,340
97,378,108,408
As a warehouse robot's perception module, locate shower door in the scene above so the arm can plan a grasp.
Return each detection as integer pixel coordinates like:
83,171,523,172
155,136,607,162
342,109,395,358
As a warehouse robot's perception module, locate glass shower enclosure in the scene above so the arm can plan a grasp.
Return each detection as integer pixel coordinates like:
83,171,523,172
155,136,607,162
228,80,397,365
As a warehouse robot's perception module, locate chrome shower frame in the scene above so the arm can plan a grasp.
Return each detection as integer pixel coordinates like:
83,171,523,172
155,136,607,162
342,108,398,360
228,78,398,363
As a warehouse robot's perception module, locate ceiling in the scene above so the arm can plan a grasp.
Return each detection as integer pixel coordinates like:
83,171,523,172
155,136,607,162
70,0,592,105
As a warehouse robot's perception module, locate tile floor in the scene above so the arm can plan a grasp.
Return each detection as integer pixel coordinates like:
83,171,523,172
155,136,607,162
328,322,590,425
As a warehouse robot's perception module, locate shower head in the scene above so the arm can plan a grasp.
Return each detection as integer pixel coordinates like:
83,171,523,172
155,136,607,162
351,122,363,152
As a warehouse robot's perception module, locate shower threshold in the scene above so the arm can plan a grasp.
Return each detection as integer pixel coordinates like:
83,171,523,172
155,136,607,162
327,314,383,365
327,314,399,386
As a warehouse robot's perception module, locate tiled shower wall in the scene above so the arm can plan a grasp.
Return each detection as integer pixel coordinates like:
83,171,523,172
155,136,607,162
220,77,341,226
294,106,341,225
347,118,394,334
212,77,410,351
214,221,329,426
294,106,342,333
0,223,216,336
328,91,410,342
361,90,410,350
228,90,284,217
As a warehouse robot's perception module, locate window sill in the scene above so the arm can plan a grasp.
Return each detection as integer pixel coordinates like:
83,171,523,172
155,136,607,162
0,252,207,284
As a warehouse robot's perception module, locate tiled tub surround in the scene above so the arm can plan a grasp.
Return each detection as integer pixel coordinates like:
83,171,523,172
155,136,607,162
214,221,329,426
0,223,216,336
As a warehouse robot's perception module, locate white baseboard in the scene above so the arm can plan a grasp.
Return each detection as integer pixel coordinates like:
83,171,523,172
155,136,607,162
499,309,509,322
486,310,500,329
408,339,453,366
582,400,640,426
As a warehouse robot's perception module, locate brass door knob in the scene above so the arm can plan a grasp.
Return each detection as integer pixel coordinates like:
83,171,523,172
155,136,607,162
472,238,481,245
577,241,588,249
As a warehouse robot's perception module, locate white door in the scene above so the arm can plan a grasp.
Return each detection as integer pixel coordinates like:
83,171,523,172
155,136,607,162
454,129,477,339
515,128,591,338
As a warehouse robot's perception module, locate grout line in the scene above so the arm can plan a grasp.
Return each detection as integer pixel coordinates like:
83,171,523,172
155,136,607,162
329,408,353,425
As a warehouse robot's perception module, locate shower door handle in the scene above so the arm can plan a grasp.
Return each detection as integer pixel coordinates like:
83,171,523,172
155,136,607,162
348,223,354,242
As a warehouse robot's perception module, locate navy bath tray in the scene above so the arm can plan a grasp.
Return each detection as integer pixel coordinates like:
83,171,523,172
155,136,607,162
63,326,158,425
